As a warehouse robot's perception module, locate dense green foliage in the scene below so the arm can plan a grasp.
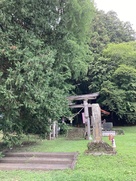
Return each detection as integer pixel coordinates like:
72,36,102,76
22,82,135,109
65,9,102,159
89,42,136,124
90,10,136,55
0,0,136,146
77,10,136,124
76,9,136,94
0,0,94,146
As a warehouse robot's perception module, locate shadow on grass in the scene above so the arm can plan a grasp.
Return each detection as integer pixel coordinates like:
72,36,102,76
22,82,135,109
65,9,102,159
0,140,41,155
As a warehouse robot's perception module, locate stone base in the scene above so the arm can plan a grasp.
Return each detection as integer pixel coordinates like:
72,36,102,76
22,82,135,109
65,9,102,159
85,141,117,155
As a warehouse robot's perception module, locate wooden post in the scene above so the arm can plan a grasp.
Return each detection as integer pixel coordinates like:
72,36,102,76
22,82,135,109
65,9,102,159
83,100,91,140
48,119,52,140
52,121,56,139
55,121,59,138
91,104,102,142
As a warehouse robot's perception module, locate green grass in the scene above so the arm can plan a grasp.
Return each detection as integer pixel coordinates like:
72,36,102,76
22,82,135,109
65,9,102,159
0,126,136,181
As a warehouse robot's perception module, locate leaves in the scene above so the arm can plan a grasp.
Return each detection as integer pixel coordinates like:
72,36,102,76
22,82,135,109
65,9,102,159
0,0,94,146
88,42,136,124
90,10,136,55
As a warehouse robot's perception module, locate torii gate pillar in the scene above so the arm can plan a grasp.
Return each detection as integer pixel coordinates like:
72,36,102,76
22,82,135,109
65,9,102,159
83,100,91,140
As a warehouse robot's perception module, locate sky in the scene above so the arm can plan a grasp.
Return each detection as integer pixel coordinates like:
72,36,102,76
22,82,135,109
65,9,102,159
94,0,136,30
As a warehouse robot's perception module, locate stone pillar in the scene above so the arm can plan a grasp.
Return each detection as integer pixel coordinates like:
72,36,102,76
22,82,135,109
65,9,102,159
91,104,102,142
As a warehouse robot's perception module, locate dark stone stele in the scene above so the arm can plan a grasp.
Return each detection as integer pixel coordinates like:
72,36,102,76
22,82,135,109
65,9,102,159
85,141,117,155
103,122,113,131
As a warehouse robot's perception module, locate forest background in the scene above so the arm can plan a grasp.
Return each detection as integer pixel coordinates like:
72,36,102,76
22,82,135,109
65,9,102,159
0,0,136,146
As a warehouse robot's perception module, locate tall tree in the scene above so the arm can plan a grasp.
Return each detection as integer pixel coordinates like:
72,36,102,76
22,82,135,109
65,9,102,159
76,9,136,96
0,0,95,145
90,10,136,55
88,42,136,124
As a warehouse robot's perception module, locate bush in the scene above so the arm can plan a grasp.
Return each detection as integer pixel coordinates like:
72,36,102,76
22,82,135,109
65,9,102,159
58,122,68,135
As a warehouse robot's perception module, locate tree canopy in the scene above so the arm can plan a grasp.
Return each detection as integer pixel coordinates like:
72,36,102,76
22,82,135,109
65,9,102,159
0,1,136,147
88,42,136,124
90,10,136,55
0,0,95,146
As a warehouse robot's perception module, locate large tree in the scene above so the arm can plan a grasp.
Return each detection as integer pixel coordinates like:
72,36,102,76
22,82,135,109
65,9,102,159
76,9,136,95
90,10,136,55
88,42,136,124
0,0,95,145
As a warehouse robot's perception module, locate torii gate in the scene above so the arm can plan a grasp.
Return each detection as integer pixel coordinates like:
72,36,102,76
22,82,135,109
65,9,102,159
68,92,102,141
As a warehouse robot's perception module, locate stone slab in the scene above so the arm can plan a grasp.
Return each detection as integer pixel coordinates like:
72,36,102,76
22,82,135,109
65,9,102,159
102,131,116,136
0,152,78,170
0,163,72,170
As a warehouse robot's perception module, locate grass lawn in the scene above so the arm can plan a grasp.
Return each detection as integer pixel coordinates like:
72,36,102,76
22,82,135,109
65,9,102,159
0,126,136,181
